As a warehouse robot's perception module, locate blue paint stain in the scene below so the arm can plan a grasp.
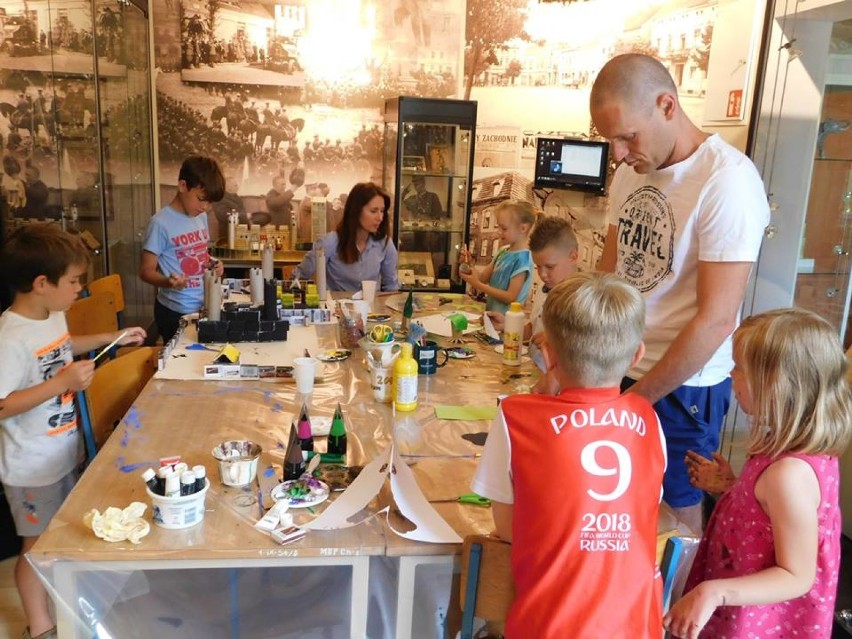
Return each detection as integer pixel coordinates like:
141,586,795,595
271,402,285,413
264,467,275,477
262,390,273,403
114,456,157,473
123,406,143,429
276,440,286,449
120,429,131,448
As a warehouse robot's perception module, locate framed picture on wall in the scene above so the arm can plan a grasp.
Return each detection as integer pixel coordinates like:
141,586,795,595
398,251,435,278
402,155,426,171
426,144,453,174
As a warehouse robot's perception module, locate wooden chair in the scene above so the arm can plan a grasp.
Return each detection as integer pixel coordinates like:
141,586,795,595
66,290,117,336
87,274,125,328
77,346,159,459
458,534,514,639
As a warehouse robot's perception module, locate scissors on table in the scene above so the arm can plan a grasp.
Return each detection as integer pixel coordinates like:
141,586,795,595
429,492,491,507
369,324,394,343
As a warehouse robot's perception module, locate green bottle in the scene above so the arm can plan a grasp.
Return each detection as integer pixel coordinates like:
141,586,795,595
402,289,414,332
328,402,347,455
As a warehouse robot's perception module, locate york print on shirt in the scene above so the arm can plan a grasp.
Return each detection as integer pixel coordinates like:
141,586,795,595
35,334,76,436
171,228,210,288
615,186,675,292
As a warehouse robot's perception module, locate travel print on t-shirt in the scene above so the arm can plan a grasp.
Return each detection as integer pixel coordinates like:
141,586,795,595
614,186,675,292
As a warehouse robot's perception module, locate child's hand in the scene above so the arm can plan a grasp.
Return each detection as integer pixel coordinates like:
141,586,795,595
59,360,96,392
530,331,546,348
168,272,187,290
685,450,736,493
459,244,471,264
664,581,722,639
486,311,505,332
459,268,480,290
116,327,146,346
210,258,224,277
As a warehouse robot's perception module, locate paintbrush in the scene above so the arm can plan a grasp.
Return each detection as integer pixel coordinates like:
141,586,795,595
93,330,129,363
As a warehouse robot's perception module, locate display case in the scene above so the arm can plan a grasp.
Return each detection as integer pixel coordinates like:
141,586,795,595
383,96,476,292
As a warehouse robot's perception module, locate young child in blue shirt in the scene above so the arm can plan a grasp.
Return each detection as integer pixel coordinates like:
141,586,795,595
460,200,536,314
0,224,145,639
139,156,226,343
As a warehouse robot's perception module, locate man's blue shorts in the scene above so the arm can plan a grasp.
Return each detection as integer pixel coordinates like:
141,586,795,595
622,377,732,508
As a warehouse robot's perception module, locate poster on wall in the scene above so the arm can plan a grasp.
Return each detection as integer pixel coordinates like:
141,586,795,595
154,0,465,237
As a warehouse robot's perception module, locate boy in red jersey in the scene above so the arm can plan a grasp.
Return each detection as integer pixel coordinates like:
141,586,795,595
472,271,667,638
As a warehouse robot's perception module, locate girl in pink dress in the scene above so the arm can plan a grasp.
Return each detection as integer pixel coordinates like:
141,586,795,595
664,308,852,639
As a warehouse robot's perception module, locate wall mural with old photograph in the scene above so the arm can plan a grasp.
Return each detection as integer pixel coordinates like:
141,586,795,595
150,0,763,260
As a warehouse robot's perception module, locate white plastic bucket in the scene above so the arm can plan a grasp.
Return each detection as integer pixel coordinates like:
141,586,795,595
146,479,209,530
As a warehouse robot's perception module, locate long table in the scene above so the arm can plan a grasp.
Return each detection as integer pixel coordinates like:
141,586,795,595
29,295,687,639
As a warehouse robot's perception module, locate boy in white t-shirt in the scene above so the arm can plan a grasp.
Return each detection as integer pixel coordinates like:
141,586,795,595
0,224,145,639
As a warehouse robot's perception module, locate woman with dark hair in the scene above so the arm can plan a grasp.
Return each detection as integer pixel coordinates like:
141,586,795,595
294,182,400,291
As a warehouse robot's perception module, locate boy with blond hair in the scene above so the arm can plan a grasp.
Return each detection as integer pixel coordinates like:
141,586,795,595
0,224,145,639
472,272,666,638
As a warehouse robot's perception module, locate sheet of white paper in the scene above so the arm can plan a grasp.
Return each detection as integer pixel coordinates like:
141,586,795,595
417,312,482,338
483,312,500,340
301,446,392,530
386,446,462,543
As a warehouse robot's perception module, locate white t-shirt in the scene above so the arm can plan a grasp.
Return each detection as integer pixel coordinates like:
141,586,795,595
0,310,82,487
528,284,547,372
608,134,770,386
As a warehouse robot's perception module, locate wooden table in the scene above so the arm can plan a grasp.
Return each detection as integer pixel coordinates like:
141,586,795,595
29,298,526,639
29,295,687,638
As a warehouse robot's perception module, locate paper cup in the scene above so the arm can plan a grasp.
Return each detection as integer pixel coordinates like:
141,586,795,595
147,479,209,530
212,440,262,487
361,280,377,303
293,356,318,394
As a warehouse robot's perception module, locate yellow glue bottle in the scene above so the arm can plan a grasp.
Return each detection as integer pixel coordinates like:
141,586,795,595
393,342,419,412
502,302,524,367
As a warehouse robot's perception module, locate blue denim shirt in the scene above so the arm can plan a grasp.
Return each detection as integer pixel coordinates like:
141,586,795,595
294,231,400,292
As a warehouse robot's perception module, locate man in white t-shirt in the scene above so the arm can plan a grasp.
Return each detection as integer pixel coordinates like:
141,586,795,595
591,54,770,532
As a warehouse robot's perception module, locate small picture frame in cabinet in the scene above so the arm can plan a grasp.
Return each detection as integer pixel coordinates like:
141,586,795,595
402,155,427,171
398,251,435,280
426,144,453,174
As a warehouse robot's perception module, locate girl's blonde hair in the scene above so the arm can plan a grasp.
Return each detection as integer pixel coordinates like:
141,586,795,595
495,200,539,229
735,308,852,457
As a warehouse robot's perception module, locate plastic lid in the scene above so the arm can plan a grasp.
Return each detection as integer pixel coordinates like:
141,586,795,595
509,302,523,312
401,342,413,356
141,468,156,482
180,470,196,484
192,464,207,478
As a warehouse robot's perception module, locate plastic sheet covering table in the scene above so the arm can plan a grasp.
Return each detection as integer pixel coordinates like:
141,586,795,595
27,294,526,639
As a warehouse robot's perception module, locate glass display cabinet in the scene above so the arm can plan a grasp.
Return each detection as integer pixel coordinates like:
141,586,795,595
383,96,476,292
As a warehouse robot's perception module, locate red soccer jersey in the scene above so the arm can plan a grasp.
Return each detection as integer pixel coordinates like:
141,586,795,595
501,387,666,638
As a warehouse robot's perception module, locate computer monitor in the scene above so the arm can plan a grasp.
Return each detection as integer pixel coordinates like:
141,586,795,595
533,137,610,195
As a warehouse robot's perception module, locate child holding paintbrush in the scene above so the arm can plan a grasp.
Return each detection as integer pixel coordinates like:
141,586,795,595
0,224,145,639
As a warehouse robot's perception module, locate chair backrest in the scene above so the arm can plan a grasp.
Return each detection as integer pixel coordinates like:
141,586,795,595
87,274,125,313
459,534,514,639
79,346,158,456
66,291,117,336
660,536,685,613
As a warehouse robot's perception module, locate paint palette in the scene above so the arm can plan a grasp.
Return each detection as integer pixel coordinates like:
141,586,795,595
367,313,391,322
447,346,476,359
270,477,330,508
494,344,529,356
316,349,351,362
313,464,363,492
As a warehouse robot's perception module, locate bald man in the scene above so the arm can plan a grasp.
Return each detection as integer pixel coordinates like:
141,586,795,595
592,54,770,532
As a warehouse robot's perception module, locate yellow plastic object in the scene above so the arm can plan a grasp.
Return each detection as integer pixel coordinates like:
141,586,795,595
393,342,418,412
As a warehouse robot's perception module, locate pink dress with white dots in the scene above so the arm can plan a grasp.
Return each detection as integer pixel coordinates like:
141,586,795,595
684,453,842,638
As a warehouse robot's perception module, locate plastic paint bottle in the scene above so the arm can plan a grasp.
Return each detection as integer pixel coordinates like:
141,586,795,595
192,465,207,493
502,302,524,367
141,468,160,495
394,342,418,412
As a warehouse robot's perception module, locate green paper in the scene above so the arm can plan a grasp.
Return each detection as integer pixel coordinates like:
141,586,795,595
305,452,345,464
435,405,498,421
448,313,468,331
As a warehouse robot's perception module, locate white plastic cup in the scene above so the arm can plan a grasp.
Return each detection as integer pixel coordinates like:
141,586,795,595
293,356,317,394
147,479,209,529
361,280,377,304
370,365,393,403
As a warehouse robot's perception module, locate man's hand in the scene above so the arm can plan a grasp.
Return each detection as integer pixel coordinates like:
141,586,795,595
685,450,736,494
